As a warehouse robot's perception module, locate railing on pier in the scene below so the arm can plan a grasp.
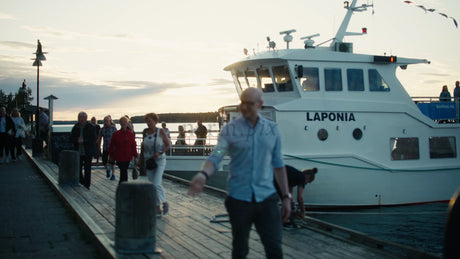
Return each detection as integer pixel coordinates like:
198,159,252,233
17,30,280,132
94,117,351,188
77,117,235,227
412,96,460,123
135,130,220,157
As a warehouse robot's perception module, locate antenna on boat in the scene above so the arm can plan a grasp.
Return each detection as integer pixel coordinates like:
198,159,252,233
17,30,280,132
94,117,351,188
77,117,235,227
300,33,320,49
331,0,373,51
266,36,276,51
280,29,296,49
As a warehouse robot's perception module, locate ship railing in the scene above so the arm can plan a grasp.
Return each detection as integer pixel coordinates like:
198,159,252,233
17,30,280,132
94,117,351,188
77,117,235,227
135,130,219,156
412,96,460,123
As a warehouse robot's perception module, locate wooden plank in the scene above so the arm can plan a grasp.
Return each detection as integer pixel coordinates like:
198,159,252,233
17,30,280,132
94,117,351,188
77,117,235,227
25,149,440,259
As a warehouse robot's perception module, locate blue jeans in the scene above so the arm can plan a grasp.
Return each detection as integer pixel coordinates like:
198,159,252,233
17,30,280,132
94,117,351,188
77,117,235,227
225,193,283,259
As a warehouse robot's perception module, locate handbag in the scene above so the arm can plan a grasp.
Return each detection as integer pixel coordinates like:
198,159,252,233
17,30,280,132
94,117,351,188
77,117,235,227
144,128,158,170
145,157,157,170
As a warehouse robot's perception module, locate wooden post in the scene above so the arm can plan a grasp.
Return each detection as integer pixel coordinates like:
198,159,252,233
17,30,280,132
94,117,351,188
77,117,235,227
115,181,161,254
44,95,58,162
58,150,80,186
445,186,460,258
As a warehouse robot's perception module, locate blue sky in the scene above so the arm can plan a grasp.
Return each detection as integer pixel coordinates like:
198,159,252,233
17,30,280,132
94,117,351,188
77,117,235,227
1,0,459,120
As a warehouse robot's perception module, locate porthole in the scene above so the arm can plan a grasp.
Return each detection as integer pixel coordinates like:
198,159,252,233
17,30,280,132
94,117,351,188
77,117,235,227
353,128,363,140
317,129,328,141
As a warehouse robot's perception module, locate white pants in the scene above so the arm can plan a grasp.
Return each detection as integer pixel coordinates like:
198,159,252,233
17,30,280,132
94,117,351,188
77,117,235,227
146,157,166,206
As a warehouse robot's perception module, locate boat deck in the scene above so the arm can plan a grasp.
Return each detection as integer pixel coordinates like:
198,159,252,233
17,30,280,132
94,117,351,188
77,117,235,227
24,148,439,258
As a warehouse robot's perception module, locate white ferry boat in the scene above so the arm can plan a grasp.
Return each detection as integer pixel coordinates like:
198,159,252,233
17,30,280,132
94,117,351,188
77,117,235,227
166,0,460,207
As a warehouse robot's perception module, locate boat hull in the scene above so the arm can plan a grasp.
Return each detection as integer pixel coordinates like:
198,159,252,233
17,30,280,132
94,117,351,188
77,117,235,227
165,155,460,207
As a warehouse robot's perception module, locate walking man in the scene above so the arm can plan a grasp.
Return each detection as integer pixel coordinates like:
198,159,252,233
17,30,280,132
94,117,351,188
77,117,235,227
70,112,97,189
0,107,14,164
189,87,291,258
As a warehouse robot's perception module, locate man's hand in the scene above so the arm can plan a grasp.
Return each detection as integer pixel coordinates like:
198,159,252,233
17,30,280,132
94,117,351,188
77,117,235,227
188,173,207,197
281,198,291,223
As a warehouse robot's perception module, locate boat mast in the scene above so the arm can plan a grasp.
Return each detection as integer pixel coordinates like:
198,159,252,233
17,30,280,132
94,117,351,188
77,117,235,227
331,0,372,48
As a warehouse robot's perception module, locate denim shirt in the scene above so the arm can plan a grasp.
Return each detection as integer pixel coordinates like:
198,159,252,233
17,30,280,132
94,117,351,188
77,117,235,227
207,116,284,202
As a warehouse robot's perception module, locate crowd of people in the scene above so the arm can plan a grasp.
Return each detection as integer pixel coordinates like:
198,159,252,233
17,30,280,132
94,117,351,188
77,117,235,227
68,112,175,217
2,91,320,257
0,107,43,164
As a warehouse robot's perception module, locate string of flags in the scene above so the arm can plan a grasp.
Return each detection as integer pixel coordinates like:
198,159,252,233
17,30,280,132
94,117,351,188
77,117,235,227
402,1,457,28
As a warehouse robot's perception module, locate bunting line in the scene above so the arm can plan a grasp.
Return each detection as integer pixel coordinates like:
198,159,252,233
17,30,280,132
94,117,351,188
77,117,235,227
401,0,457,28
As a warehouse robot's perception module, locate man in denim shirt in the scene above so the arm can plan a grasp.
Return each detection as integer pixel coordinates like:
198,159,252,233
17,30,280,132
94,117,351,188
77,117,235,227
189,87,291,258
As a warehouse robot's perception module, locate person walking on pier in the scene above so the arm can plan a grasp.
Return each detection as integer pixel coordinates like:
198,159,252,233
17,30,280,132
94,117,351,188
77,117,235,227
0,107,14,164
139,112,170,217
109,116,137,183
98,115,117,179
38,108,49,149
70,111,97,189
90,116,101,164
10,108,26,161
188,87,291,259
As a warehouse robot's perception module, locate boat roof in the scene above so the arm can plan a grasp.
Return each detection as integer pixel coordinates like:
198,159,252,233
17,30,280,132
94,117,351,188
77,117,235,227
224,48,429,71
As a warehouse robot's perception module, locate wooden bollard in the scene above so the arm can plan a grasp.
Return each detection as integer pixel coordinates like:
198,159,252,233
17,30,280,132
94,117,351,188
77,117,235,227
115,181,161,254
58,150,80,186
445,187,460,258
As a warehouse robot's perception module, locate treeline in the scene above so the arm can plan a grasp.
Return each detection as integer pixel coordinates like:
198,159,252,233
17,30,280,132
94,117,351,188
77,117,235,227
54,112,219,124
130,112,219,123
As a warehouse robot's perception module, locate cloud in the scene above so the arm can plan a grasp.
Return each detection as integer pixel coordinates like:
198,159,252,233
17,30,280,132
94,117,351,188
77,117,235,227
21,25,138,41
0,12,16,20
420,72,450,77
206,78,233,86
0,70,233,110
0,41,35,49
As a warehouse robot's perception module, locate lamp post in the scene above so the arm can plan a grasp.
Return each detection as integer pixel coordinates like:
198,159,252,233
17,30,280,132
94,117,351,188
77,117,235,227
44,95,58,162
32,40,47,156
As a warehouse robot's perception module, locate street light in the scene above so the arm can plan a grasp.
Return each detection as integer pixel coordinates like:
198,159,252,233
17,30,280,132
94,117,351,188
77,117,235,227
32,40,47,156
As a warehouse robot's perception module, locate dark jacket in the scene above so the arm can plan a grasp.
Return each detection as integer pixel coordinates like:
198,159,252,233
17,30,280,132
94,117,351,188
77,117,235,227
0,115,15,135
70,122,97,157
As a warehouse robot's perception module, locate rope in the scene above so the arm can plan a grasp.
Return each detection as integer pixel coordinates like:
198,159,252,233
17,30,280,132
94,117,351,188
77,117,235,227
284,154,460,172
307,211,446,216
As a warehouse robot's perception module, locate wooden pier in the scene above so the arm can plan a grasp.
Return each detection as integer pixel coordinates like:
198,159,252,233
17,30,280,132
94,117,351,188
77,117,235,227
24,149,440,259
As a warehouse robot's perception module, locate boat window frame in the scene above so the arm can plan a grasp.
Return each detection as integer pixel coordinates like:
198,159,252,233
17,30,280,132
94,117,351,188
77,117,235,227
390,137,420,160
347,68,364,91
245,69,258,89
324,68,343,91
257,67,275,93
429,136,457,159
235,70,247,92
299,67,320,92
369,69,390,92
272,65,294,92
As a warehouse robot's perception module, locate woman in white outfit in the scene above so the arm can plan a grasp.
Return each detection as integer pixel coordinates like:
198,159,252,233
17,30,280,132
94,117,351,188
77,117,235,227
141,113,170,216
10,108,26,161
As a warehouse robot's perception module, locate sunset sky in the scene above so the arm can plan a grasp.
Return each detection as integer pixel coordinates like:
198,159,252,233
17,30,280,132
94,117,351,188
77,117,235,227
1,0,459,120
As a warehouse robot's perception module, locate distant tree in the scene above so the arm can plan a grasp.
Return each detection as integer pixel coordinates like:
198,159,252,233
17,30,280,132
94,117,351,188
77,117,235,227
130,112,219,123
0,81,33,123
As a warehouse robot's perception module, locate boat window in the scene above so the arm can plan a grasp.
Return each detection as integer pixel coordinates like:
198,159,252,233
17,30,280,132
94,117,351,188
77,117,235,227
369,69,390,92
245,69,258,88
257,67,274,92
347,69,364,91
325,68,343,91
390,137,420,160
236,70,248,90
429,136,457,158
300,67,319,91
232,73,242,93
273,66,293,92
